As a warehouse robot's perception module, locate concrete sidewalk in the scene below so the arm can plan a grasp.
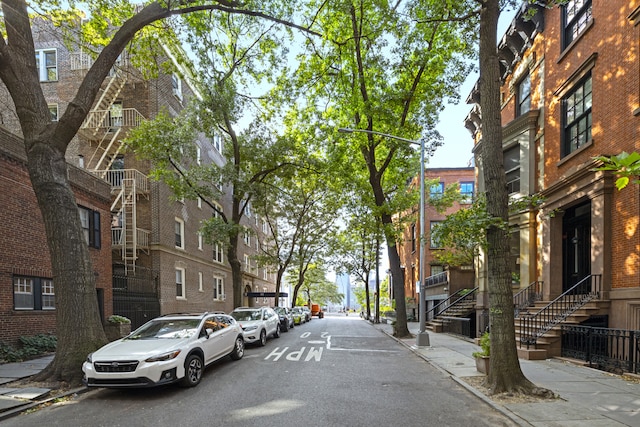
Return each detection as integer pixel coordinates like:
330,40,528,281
374,321,640,427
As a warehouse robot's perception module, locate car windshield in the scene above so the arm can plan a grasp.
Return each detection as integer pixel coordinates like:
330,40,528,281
274,308,286,315
127,319,200,340
231,310,262,321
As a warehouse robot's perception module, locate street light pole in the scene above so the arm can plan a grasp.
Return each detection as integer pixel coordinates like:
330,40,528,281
338,127,430,347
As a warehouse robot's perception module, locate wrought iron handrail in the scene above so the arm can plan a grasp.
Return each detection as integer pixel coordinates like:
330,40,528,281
424,271,448,288
520,274,602,348
426,287,478,320
513,280,543,317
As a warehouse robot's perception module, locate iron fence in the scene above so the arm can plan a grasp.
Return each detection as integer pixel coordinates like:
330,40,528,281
441,316,473,338
561,325,640,374
112,266,159,329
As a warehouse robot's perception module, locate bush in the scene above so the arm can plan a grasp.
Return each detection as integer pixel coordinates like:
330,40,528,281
472,331,490,358
107,315,131,324
0,334,57,362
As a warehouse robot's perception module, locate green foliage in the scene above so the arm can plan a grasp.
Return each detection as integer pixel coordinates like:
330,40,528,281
472,332,490,358
593,152,640,190
0,334,57,362
107,315,131,324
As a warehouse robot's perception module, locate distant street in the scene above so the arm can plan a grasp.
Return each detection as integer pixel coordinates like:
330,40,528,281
4,314,515,427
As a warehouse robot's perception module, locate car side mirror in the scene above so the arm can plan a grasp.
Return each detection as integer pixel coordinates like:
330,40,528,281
206,328,214,338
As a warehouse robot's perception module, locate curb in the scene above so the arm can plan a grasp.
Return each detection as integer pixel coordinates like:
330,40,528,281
0,385,91,422
371,323,532,427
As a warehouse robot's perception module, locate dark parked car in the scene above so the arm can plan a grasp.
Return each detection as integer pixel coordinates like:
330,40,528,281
273,306,294,332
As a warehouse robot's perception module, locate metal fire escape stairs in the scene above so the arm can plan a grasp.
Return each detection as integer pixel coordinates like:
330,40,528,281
82,69,127,172
79,65,147,274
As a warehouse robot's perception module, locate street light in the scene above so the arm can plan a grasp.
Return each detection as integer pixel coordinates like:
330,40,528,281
338,127,430,347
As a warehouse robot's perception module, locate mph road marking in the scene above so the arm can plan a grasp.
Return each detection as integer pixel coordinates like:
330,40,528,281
264,331,399,362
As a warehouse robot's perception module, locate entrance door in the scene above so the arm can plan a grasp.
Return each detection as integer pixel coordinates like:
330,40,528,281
562,202,591,292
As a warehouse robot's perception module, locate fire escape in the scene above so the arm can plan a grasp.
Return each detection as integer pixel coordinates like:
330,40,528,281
74,56,150,274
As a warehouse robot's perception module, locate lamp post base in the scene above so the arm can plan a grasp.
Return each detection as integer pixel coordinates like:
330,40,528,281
416,331,430,347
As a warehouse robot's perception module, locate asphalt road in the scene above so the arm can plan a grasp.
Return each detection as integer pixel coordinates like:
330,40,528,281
4,314,515,427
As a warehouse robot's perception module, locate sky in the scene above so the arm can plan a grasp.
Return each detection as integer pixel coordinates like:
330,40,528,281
427,7,519,170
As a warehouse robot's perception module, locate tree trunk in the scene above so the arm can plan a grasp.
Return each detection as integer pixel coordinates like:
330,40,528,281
479,0,537,394
27,139,107,385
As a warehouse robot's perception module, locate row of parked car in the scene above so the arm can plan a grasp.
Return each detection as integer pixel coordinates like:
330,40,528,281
82,305,317,389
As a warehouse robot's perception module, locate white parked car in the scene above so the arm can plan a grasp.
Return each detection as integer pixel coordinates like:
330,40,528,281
82,312,244,388
230,306,280,346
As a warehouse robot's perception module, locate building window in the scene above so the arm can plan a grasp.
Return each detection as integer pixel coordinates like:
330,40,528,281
175,218,185,249
78,206,101,249
35,49,57,82
172,73,183,101
563,0,592,49
430,221,442,249
244,254,251,272
411,223,417,252
504,145,520,194
429,182,444,199
213,276,224,300
49,104,58,121
243,231,251,246
197,232,203,251
430,265,444,276
262,220,268,233
516,73,531,117
176,268,185,298
13,276,55,310
196,146,201,165
213,243,224,263
562,74,592,157
213,133,222,152
459,181,474,203
109,101,123,128
263,268,268,280
198,272,203,292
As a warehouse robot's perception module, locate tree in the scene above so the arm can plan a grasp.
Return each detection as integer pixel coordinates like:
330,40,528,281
0,0,311,385
290,0,476,337
594,152,640,190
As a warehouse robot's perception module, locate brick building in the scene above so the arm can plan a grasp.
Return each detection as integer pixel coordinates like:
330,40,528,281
397,167,476,321
465,1,639,354
0,18,276,330
0,128,112,344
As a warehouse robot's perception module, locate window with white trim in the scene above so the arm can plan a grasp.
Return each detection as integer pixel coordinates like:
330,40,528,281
213,243,224,263
213,276,224,300
244,254,251,272
198,272,203,292
171,73,183,101
49,104,58,121
460,182,474,203
14,276,55,311
197,232,203,251
243,231,251,246
175,218,185,249
430,221,442,249
35,49,57,82
429,182,444,199
176,268,185,298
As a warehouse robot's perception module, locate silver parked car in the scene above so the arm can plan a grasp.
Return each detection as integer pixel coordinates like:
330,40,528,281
230,306,280,346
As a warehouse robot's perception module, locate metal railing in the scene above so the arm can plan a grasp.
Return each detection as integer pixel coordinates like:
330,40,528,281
424,271,448,288
82,108,144,130
426,287,478,321
91,169,149,193
520,274,602,348
513,280,543,317
562,325,640,374
440,316,472,338
111,228,149,249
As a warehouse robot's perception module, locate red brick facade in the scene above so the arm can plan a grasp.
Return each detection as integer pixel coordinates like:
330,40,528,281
0,128,112,345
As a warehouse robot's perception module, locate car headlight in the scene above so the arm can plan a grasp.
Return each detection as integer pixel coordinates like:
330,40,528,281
145,350,181,363
86,353,93,363
243,325,258,332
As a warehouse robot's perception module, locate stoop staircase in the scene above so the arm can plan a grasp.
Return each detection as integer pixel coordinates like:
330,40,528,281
426,287,479,333
515,274,610,360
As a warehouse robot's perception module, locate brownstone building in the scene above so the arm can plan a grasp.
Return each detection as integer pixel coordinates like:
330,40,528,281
0,128,112,344
465,1,639,358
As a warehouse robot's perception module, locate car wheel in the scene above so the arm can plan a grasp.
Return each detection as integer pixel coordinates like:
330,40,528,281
181,354,203,387
230,336,245,360
274,324,281,338
259,329,267,346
